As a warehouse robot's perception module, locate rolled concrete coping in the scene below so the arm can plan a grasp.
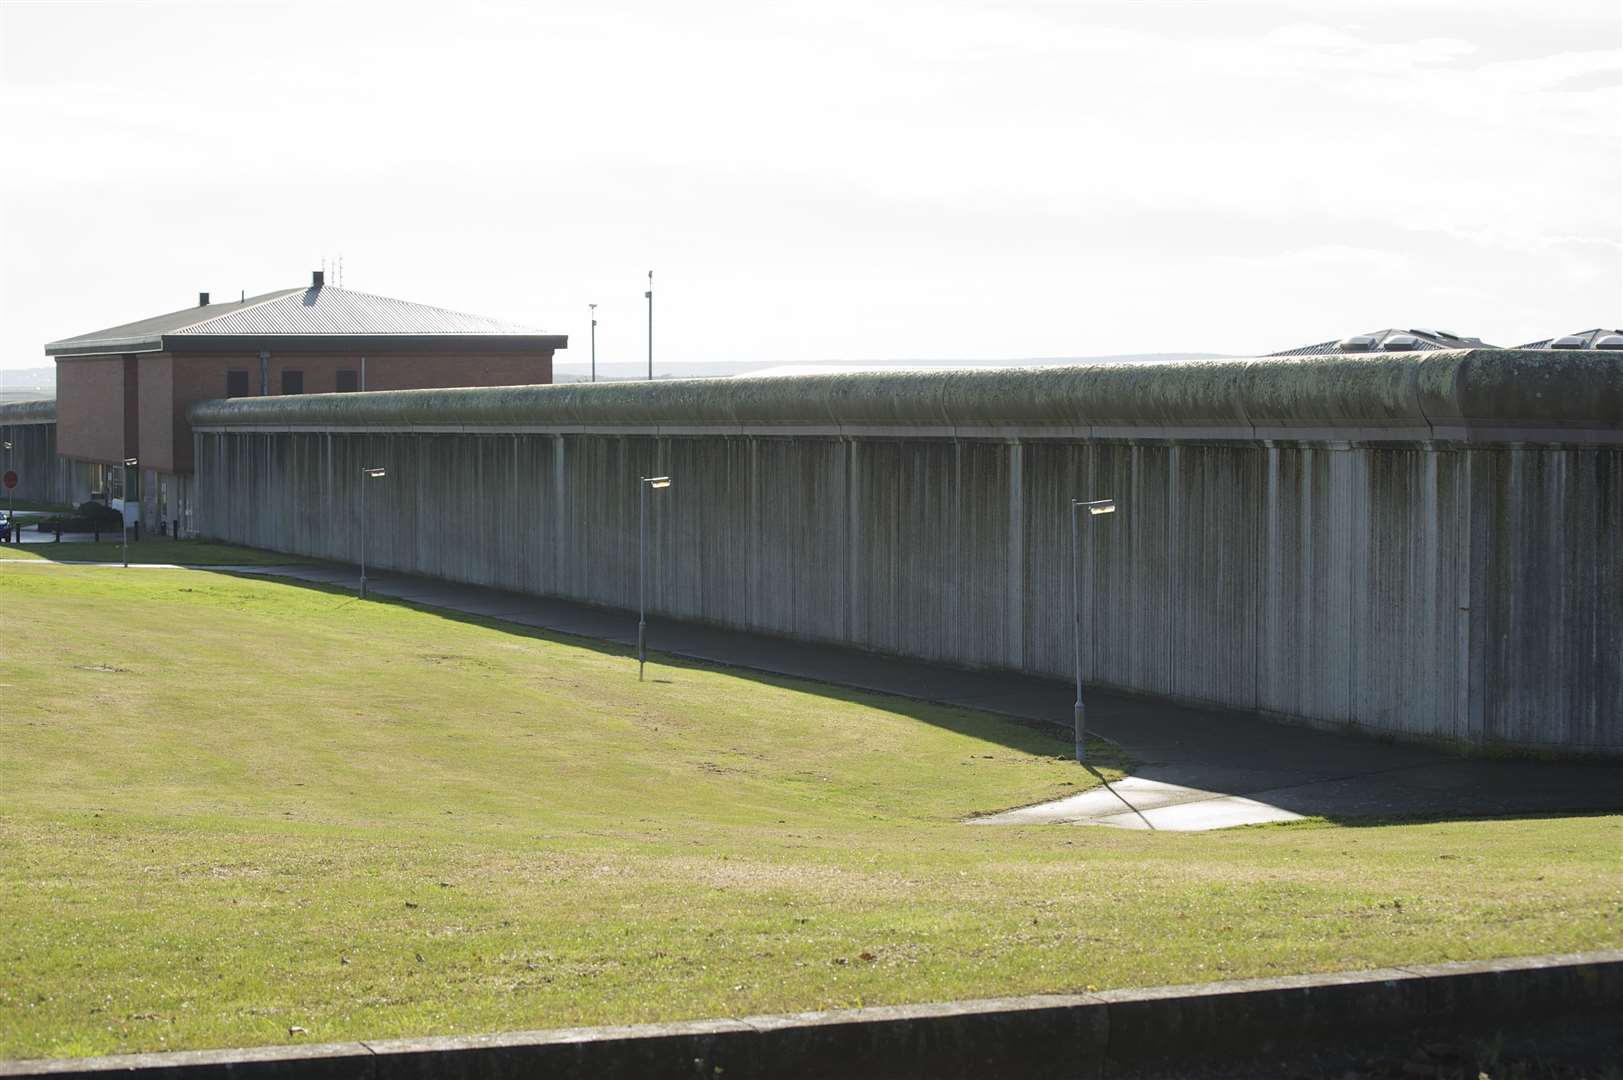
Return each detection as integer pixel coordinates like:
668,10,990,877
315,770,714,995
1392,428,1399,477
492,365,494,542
5,949,1618,1080
0,399,55,426
184,351,1623,444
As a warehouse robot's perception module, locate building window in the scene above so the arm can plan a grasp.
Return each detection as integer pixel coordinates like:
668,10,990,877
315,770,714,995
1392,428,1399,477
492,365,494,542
226,370,250,397
336,369,358,392
281,369,304,395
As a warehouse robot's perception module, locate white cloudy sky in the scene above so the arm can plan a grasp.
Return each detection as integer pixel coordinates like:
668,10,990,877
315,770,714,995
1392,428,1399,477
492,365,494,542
0,0,1618,373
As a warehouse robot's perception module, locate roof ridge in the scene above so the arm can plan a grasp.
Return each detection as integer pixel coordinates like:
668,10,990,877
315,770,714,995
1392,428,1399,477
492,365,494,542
178,288,307,334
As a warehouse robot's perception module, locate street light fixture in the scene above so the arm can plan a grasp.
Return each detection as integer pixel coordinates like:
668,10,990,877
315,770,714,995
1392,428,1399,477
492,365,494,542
122,458,139,568
359,466,386,598
1070,497,1117,763
638,474,672,680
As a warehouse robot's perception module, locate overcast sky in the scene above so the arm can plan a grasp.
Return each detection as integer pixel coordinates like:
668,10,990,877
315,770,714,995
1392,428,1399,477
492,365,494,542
1,0,1618,374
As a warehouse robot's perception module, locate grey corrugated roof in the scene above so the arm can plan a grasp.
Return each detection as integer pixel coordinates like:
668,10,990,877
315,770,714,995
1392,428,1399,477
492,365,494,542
47,283,554,356
1517,329,1623,350
46,289,303,355
1268,328,1493,356
1269,339,1347,357
174,285,546,337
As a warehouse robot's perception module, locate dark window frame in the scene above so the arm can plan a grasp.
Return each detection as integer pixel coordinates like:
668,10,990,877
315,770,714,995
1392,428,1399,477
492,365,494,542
336,369,358,393
226,370,250,398
280,369,305,396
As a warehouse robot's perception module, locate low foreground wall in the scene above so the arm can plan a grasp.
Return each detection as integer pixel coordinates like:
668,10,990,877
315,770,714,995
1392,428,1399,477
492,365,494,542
0,401,85,508
6,950,1620,1079
190,351,1622,755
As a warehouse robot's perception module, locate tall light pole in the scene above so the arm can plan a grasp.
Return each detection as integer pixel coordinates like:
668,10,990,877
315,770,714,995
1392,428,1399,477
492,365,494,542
589,303,598,383
1070,497,1117,763
638,474,672,680
3,441,12,546
644,271,653,381
359,466,386,598
122,457,138,568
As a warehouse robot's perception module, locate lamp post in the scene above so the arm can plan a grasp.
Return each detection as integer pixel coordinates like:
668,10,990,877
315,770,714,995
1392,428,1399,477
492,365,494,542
1070,497,1117,763
589,303,598,383
359,466,386,598
644,271,653,381
638,474,672,680
122,457,138,568
3,441,12,546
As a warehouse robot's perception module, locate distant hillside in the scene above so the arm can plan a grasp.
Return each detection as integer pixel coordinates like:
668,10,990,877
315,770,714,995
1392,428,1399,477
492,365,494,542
554,353,1230,382
11,356,1232,392
0,367,54,402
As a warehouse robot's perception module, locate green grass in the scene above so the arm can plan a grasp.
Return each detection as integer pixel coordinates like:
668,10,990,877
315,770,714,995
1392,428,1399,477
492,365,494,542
0,538,302,566
0,499,73,514
0,567,1618,1060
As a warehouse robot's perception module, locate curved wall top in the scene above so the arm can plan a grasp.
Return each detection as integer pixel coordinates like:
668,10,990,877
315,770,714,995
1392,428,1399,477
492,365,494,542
0,399,56,426
187,350,1623,444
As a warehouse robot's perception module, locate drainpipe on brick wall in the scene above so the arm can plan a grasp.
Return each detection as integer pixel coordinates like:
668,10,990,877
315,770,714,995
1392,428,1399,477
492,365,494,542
259,350,270,395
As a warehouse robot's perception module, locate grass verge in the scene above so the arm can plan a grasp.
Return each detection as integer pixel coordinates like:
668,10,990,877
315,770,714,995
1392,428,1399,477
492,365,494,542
0,566,1618,1059
0,539,303,566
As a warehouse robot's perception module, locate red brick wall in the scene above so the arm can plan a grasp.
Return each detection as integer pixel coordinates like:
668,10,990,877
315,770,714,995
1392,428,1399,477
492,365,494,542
137,354,177,474
167,348,553,472
55,356,133,466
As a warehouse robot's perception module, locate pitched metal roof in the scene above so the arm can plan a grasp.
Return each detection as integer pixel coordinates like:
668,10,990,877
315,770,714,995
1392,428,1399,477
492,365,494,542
1268,328,1494,356
46,289,303,355
47,283,559,356
1517,329,1623,350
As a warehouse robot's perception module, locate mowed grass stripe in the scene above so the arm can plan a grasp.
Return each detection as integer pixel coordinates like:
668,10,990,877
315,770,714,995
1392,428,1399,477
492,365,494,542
0,563,1618,1059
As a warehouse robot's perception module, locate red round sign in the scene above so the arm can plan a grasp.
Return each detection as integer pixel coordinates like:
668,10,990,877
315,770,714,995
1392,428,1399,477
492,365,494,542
2,471,15,490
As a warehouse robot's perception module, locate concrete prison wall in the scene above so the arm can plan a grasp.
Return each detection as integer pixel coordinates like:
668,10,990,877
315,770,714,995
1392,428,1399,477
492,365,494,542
189,350,1623,756
0,400,87,507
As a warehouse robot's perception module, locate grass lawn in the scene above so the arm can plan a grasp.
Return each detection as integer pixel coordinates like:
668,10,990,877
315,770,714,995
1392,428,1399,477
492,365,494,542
0,538,302,566
0,566,1619,1060
0,499,74,514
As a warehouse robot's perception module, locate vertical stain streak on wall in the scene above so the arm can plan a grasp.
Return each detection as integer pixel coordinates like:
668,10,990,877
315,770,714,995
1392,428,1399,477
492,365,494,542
0,413,90,506
1005,441,1024,671
188,428,1623,755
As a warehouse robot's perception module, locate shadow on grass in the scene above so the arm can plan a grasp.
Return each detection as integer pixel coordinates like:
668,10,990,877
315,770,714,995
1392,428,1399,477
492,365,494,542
191,564,1622,831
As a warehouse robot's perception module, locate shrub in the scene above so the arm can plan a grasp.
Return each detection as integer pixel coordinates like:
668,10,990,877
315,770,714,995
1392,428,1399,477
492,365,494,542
37,501,126,534
76,500,123,528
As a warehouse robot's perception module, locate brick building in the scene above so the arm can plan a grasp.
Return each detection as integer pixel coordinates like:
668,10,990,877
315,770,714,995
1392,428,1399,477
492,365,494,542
45,271,565,533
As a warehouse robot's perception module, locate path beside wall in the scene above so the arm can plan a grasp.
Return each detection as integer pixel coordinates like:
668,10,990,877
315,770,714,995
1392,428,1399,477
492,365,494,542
190,351,1623,756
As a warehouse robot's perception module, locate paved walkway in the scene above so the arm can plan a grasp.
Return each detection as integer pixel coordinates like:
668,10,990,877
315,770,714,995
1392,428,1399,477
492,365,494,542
8,557,1622,830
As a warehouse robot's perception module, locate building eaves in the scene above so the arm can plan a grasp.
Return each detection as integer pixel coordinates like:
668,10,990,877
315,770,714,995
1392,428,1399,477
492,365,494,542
45,289,305,357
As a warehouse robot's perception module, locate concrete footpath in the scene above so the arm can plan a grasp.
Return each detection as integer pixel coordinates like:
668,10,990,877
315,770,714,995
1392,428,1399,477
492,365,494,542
6,556,1622,829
